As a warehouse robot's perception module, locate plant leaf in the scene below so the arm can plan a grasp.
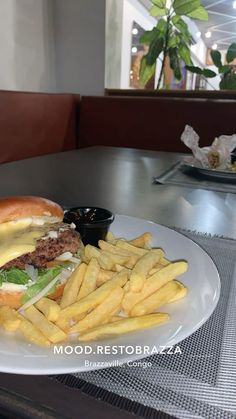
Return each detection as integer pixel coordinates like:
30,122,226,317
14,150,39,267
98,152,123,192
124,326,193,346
178,43,193,65
146,36,164,65
219,65,231,74
152,0,166,7
226,42,236,63
168,33,180,48
169,47,182,80
173,0,200,16
185,65,203,74
220,72,236,90
187,6,208,20
150,5,166,16
139,56,156,85
156,18,168,33
140,28,158,44
202,69,217,78
210,50,222,68
172,16,191,43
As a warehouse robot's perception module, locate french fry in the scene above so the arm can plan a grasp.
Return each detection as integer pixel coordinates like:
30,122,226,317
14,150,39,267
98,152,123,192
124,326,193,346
0,307,21,332
96,269,114,286
77,258,99,301
19,316,50,346
168,280,188,302
116,240,169,263
24,306,67,343
98,240,140,267
109,316,125,323
116,240,147,256
60,263,87,308
122,261,188,314
69,286,124,333
129,249,164,292
99,240,130,255
56,313,87,332
128,232,152,249
123,282,130,292
149,265,163,276
85,245,129,270
78,313,169,341
57,269,129,322
99,250,129,270
114,264,125,272
108,305,123,318
35,297,61,322
55,317,71,332
160,257,170,266
84,244,100,261
106,231,116,243
149,258,170,274
130,281,180,316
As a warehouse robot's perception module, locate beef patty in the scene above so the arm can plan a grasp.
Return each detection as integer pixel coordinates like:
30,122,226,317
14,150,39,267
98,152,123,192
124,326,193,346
3,223,80,269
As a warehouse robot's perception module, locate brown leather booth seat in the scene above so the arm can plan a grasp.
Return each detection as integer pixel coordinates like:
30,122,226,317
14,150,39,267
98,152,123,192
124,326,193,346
0,91,79,163
79,96,236,153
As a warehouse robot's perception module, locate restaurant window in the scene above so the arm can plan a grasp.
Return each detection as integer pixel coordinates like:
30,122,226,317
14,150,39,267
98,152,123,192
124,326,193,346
129,22,155,89
105,0,236,92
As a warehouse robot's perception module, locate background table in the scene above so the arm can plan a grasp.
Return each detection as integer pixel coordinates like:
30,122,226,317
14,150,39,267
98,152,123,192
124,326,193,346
1,146,236,238
0,146,235,418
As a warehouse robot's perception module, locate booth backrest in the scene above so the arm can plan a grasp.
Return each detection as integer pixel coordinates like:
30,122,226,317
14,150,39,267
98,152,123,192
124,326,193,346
0,91,79,163
79,96,236,152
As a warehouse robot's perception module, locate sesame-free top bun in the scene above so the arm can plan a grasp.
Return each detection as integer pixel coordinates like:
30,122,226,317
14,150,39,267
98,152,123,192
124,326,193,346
0,196,64,224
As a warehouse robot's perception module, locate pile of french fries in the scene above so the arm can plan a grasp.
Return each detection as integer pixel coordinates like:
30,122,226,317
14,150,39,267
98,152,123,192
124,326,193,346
0,232,188,346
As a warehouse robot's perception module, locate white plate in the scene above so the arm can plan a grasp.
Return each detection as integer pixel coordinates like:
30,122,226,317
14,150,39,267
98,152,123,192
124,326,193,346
183,156,236,180
0,215,220,375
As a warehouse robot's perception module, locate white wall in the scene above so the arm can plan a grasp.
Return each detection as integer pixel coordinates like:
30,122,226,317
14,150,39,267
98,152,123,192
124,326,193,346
105,0,124,88
53,0,106,95
0,0,55,92
0,0,106,95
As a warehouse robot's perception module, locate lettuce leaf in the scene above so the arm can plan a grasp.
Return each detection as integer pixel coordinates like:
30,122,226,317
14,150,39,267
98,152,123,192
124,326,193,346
21,266,62,304
0,268,29,285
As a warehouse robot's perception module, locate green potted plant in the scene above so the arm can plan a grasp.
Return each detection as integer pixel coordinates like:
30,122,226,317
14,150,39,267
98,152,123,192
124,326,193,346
186,43,236,90
139,0,208,88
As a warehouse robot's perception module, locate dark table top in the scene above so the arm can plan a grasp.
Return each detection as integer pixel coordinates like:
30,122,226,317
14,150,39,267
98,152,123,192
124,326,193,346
0,146,236,418
1,146,236,238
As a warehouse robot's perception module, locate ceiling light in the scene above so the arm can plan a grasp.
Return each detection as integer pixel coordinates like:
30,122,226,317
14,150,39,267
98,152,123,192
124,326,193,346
132,28,139,35
132,46,138,53
233,1,236,8
205,31,212,38
196,31,201,38
212,43,218,50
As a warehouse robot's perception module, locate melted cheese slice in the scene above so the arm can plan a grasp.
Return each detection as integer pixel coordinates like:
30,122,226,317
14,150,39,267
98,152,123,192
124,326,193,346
0,219,48,268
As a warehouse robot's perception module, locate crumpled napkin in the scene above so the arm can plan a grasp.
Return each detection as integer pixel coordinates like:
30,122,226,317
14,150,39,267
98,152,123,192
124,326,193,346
181,125,236,169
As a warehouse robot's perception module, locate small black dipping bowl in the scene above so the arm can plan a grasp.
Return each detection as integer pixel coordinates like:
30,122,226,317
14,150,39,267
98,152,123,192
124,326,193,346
63,207,115,246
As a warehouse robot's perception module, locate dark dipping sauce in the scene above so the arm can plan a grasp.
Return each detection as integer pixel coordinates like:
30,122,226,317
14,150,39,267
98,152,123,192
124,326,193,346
63,207,115,246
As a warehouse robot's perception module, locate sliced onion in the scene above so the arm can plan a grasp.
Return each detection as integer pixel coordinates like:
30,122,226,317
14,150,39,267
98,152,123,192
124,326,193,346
18,269,72,313
56,252,73,261
25,264,38,281
69,256,81,265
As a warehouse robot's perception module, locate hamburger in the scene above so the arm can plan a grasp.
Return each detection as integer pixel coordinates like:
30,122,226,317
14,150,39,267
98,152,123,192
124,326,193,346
0,196,81,309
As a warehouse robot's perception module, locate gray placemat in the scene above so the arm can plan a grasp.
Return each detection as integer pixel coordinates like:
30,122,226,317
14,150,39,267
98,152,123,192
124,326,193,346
54,230,236,419
153,161,236,194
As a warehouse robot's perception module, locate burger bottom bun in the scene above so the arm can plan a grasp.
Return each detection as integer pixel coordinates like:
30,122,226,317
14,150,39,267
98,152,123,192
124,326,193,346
0,283,65,309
